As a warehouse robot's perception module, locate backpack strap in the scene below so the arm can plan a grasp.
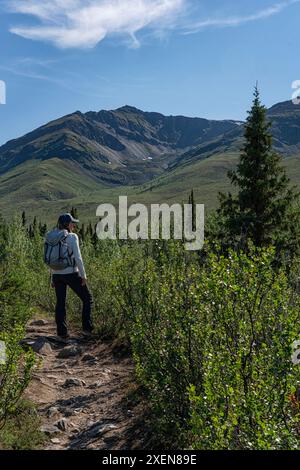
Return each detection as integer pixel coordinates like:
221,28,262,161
65,234,76,271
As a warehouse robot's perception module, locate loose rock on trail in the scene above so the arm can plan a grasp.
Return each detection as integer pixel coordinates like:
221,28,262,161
22,318,149,450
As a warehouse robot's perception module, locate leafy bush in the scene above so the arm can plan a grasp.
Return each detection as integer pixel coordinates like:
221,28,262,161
0,400,46,450
0,327,35,428
0,217,36,435
188,249,300,450
105,243,300,449
2,216,299,450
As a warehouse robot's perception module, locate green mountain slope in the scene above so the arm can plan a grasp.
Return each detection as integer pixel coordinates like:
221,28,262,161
0,105,238,186
1,151,299,224
1,100,300,222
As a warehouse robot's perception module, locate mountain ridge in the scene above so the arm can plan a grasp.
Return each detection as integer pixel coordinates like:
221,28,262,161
1,99,300,220
0,105,240,185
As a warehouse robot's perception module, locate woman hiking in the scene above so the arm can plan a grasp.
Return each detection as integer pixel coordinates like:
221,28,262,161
44,213,94,340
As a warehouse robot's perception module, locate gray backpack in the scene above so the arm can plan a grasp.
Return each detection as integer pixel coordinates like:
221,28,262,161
44,229,75,270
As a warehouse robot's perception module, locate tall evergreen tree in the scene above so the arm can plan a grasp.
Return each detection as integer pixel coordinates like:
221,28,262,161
188,189,196,231
28,224,34,239
70,207,78,220
87,222,93,238
218,86,299,252
21,211,26,227
79,223,85,242
92,223,99,247
28,216,38,238
39,222,48,236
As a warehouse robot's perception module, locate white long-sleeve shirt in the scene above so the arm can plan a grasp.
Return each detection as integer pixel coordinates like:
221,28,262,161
50,232,87,279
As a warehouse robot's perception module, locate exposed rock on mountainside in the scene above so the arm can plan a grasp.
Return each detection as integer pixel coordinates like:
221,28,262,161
1,100,300,218
0,105,240,185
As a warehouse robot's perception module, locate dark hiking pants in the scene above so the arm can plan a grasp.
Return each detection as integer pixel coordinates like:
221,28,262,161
52,272,93,336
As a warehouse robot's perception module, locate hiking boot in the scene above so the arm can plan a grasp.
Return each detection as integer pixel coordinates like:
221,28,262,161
57,334,70,343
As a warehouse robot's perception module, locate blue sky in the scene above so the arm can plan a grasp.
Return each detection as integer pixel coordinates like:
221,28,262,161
0,0,300,145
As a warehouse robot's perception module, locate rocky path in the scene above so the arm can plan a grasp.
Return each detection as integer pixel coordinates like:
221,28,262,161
22,318,147,450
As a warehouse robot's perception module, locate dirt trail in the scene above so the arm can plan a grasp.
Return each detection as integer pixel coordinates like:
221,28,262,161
23,318,148,450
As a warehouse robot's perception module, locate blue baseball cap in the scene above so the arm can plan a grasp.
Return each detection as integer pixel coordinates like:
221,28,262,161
58,213,79,225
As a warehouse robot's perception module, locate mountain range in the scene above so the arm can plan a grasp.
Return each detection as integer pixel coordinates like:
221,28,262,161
0,100,300,222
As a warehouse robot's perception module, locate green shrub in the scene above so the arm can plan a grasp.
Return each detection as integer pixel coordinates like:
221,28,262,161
0,217,36,435
0,400,46,450
188,248,300,449
0,327,35,427
2,217,299,450
114,245,300,449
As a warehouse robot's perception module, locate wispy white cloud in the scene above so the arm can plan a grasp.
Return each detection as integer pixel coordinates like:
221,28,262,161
184,0,300,34
4,0,300,48
7,0,185,49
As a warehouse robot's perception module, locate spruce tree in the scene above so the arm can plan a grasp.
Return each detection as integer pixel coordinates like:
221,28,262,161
30,216,38,238
218,86,299,252
71,207,78,220
28,224,34,239
21,211,26,227
188,189,196,231
39,222,47,236
87,222,93,238
79,223,85,242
